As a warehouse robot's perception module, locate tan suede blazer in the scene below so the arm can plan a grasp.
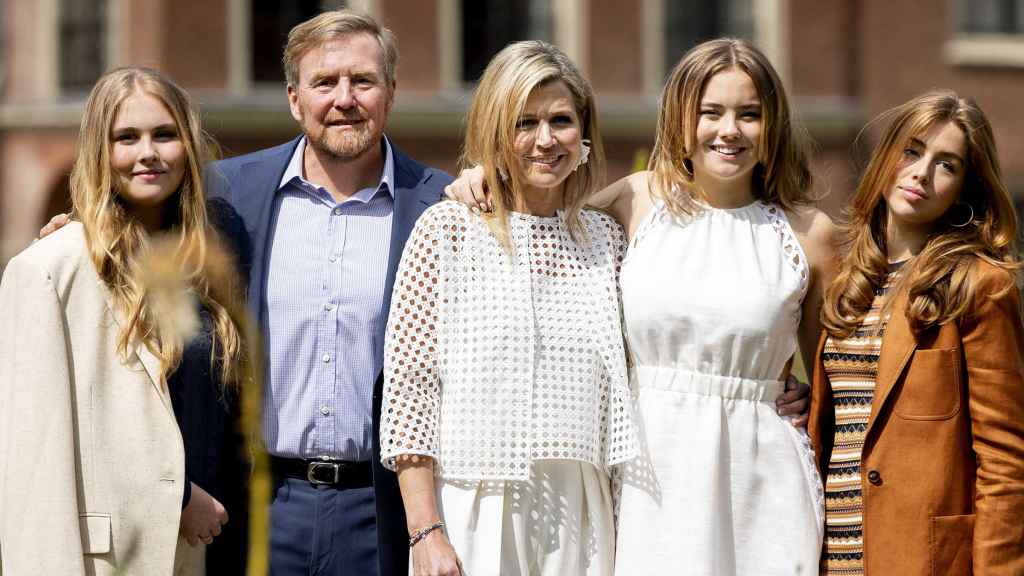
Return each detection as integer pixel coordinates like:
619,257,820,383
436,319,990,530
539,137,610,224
0,223,195,575
810,262,1024,575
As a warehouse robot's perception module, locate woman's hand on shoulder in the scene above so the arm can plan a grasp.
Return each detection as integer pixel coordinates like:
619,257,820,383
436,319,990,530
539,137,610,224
412,528,463,576
785,206,840,270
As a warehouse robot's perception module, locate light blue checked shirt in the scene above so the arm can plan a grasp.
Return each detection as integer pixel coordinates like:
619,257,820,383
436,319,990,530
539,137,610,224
262,137,394,461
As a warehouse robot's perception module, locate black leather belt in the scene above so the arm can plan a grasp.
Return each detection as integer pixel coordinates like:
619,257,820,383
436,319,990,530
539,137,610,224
271,456,372,488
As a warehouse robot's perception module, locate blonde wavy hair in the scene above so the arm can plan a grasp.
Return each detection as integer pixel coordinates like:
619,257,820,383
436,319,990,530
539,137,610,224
460,40,605,247
649,38,814,215
70,66,246,387
822,90,1020,338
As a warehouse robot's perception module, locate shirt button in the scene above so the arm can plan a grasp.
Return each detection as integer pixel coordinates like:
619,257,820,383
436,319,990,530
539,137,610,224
333,207,343,215
867,470,883,486
320,405,330,416
324,303,335,311
329,255,338,263
321,354,331,363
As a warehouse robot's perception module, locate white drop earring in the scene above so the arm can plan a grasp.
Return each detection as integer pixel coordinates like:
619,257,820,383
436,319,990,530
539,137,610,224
575,139,592,171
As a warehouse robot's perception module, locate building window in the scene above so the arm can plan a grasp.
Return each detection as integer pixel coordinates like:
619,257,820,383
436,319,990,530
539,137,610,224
250,0,346,85
461,0,552,84
946,0,1024,68
664,0,753,74
958,0,1024,34
59,0,106,92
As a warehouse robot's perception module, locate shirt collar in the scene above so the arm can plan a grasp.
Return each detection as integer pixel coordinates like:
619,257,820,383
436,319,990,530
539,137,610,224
277,136,395,200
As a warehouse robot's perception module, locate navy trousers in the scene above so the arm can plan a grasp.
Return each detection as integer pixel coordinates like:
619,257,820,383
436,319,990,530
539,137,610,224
269,477,379,576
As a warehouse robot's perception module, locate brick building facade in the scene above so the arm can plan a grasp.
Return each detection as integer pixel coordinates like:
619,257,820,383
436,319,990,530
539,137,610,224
1,0,1022,267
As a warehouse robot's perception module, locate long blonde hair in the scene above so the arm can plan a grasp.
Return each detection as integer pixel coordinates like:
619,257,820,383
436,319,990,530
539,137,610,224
649,38,813,215
70,66,246,386
460,40,606,247
822,90,1020,338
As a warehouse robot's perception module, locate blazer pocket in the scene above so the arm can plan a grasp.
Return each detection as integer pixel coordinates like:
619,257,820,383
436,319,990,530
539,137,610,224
895,348,961,420
930,513,974,576
79,513,111,555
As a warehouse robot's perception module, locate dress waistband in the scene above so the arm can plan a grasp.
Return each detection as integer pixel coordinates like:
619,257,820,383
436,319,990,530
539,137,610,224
630,365,784,402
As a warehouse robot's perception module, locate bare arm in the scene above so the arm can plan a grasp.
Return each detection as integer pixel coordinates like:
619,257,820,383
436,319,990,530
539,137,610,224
396,457,462,576
790,207,840,381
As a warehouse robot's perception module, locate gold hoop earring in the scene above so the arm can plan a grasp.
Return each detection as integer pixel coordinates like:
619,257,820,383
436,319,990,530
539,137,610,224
950,202,975,228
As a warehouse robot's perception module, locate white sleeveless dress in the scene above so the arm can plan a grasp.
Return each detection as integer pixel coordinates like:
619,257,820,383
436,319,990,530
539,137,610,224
614,199,824,575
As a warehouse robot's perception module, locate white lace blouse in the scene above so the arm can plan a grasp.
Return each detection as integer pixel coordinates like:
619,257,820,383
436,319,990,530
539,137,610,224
379,201,639,481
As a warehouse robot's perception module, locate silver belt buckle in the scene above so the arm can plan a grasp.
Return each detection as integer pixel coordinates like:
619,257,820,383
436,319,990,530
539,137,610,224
307,461,340,485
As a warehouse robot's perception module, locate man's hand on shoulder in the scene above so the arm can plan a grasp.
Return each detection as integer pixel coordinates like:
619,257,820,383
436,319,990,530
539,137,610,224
36,213,72,241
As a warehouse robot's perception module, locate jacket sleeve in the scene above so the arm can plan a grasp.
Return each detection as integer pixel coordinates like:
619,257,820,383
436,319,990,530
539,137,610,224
0,256,86,575
962,267,1024,573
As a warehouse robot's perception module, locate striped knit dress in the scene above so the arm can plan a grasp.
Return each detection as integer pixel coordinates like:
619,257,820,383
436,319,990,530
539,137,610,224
821,263,903,575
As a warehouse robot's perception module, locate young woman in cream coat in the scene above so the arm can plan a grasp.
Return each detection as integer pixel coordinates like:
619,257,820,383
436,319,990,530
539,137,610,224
0,67,248,575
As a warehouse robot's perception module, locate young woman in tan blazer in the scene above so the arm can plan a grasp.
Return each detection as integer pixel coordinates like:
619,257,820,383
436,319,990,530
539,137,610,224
0,67,249,575
810,90,1024,575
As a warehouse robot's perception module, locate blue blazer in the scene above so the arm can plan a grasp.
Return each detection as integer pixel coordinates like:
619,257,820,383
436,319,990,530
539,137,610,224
205,136,452,576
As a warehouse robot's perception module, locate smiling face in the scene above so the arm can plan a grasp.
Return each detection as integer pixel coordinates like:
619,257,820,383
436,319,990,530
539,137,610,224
287,33,393,160
689,68,762,190
109,92,186,213
511,80,583,200
883,121,968,233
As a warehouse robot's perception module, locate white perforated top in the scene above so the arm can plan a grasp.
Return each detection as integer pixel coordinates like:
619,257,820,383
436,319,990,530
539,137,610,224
380,201,639,481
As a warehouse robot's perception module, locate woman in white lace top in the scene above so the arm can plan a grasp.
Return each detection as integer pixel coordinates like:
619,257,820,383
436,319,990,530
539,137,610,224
379,41,638,576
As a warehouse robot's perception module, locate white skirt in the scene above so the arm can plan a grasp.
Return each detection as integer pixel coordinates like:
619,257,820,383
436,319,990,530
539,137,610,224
614,367,823,576
421,460,615,576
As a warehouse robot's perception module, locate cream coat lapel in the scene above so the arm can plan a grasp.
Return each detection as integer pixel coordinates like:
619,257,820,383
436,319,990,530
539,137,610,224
102,288,175,416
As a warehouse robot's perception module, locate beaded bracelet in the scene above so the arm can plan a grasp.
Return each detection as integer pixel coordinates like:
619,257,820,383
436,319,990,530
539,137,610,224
409,521,445,547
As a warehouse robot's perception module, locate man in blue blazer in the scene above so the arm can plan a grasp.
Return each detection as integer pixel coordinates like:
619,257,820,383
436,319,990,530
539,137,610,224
206,9,451,576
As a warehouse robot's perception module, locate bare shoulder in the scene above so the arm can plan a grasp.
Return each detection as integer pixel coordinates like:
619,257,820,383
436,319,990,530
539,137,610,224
607,171,657,237
784,205,839,269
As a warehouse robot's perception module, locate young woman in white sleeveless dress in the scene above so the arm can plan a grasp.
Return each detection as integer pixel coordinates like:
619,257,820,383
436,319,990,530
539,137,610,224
590,39,837,575
446,38,836,574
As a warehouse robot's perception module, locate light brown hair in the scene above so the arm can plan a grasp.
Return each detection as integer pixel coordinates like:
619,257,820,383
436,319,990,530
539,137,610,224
649,38,813,215
822,90,1020,338
70,66,247,386
283,8,398,90
460,40,605,248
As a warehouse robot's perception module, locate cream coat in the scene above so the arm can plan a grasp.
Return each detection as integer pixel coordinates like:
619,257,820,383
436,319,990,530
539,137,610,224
0,223,197,575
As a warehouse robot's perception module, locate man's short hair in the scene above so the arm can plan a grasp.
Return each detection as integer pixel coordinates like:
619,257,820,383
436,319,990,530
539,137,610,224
283,9,398,89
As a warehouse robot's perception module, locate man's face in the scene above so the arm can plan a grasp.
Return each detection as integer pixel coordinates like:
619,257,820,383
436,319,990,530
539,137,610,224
287,33,393,160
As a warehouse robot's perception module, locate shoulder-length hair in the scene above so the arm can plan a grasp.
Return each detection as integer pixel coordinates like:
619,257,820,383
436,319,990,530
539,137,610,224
822,90,1019,338
460,40,606,248
70,66,246,386
649,37,813,215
